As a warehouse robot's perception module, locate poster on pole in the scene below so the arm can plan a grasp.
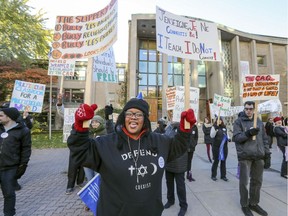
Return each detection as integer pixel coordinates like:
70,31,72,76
63,108,77,142
156,6,220,61
242,74,280,101
166,86,199,122
92,47,117,83
10,80,46,113
213,93,232,117
48,0,118,75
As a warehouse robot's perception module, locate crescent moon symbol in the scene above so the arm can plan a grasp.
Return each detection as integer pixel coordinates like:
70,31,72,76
150,163,157,175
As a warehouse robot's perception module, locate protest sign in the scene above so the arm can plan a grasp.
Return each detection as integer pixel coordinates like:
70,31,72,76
10,80,46,113
78,174,101,216
168,86,199,122
156,6,220,61
213,93,231,116
92,47,117,82
48,0,118,75
242,74,280,101
63,108,77,142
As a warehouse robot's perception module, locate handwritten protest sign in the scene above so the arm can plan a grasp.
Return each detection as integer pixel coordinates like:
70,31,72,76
166,86,199,122
209,99,282,117
48,59,76,76
242,74,280,101
92,47,117,82
213,93,231,116
156,6,220,61
48,0,118,75
166,86,177,110
10,80,46,113
63,108,77,142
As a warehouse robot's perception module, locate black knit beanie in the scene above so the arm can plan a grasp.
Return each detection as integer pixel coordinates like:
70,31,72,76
123,98,149,116
1,107,20,121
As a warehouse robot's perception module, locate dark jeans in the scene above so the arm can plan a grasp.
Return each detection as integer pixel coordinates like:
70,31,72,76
279,146,287,176
187,151,194,172
165,170,187,210
67,153,85,189
0,168,17,216
211,145,228,178
239,159,264,207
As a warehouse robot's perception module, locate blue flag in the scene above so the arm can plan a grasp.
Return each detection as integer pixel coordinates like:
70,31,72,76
77,174,101,216
218,134,227,161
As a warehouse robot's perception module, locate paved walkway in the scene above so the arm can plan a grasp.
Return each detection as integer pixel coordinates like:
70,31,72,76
0,142,286,216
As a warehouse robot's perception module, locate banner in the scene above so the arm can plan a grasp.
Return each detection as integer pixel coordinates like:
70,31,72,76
156,6,220,61
10,80,46,113
63,108,77,142
48,0,118,75
242,74,280,101
92,47,117,82
78,174,101,216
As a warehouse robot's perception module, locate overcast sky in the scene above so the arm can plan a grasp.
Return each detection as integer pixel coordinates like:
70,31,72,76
28,0,288,63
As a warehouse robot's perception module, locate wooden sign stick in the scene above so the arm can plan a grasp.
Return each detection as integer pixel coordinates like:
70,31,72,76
252,100,259,140
184,59,190,129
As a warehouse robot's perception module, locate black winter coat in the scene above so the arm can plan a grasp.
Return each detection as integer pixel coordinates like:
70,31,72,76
202,123,213,144
273,126,287,147
0,123,31,170
67,124,191,216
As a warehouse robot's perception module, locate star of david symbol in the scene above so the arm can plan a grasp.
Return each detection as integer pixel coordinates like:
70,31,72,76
137,164,148,177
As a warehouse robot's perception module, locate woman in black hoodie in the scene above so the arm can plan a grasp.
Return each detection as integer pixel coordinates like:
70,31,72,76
67,98,196,216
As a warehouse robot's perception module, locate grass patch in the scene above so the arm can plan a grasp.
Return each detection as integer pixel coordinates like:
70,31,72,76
32,131,67,149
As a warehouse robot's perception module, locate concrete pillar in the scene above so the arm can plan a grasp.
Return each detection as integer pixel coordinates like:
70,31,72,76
250,40,258,74
162,54,168,118
191,60,198,87
269,43,275,74
231,36,241,105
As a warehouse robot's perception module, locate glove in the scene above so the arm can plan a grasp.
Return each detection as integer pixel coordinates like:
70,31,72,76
74,104,98,132
15,164,27,179
264,153,271,169
180,109,196,132
245,127,259,137
105,104,113,120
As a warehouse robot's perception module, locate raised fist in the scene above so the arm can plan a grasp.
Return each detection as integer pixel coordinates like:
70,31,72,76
105,104,113,120
180,109,196,132
74,104,97,132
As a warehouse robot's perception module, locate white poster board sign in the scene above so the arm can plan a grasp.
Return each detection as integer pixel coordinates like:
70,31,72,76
10,80,46,113
156,6,220,61
92,47,117,83
63,108,77,142
169,86,199,122
213,93,231,116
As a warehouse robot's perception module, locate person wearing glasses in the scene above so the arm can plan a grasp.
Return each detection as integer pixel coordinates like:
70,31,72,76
67,97,196,216
232,101,270,216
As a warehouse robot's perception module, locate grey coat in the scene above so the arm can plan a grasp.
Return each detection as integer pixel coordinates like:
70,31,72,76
273,126,287,147
232,114,270,161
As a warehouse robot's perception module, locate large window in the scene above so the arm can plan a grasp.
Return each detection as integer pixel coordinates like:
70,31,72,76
63,89,84,104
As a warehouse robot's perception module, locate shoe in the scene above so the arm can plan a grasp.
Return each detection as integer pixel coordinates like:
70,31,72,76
221,177,229,181
241,207,254,216
178,208,187,216
187,171,195,182
164,202,174,209
281,174,288,179
209,158,212,163
15,182,22,191
211,177,217,181
65,188,74,195
249,204,268,216
77,182,86,188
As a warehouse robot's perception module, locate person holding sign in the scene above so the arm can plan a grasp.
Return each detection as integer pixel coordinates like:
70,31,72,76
210,117,230,182
67,97,196,216
233,101,270,216
273,117,288,179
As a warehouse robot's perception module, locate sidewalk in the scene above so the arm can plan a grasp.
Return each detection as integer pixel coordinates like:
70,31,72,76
0,143,286,216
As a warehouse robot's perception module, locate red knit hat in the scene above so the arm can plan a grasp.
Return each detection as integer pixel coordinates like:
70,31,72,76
273,116,282,123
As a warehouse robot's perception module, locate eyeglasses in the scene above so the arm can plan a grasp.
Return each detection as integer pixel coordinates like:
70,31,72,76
125,111,144,119
244,107,254,111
